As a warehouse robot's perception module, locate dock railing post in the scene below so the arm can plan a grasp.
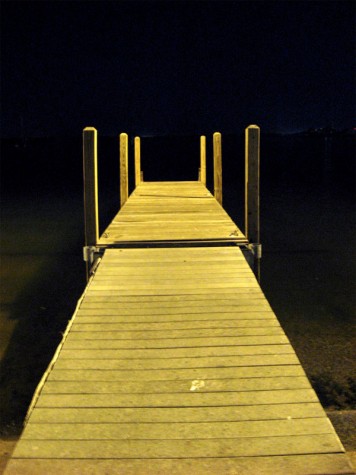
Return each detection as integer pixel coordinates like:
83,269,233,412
199,135,206,184
245,124,261,281
134,136,141,188
83,127,99,279
213,132,222,204
120,132,129,207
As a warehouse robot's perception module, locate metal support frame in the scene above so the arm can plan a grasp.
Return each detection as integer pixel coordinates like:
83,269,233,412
83,246,102,276
241,243,262,277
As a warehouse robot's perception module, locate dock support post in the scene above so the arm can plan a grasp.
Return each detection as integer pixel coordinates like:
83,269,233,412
134,136,141,187
245,124,261,281
199,135,206,184
120,132,129,207
83,127,99,279
213,132,222,204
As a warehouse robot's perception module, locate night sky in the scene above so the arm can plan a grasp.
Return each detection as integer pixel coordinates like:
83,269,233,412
1,0,355,138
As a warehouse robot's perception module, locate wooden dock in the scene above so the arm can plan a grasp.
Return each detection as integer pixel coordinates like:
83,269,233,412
98,181,247,246
4,128,354,474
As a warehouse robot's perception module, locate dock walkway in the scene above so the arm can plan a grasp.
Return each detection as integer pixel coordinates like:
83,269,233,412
97,181,247,246
4,130,354,474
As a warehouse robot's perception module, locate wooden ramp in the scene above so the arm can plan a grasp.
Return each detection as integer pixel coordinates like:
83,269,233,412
5,245,353,474
4,129,354,474
98,181,247,246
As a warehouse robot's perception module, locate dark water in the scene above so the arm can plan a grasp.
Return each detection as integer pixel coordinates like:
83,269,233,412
0,133,355,434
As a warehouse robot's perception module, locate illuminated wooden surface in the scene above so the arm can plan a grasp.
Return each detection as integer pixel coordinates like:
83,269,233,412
83,127,99,247
120,133,129,207
134,136,141,187
5,246,352,474
98,181,245,245
213,132,222,205
199,135,206,184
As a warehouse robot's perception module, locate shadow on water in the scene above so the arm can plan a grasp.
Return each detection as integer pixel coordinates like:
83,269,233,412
0,192,85,435
0,133,355,438
0,136,122,436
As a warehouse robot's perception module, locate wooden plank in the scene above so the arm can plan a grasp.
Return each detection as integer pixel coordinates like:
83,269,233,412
120,132,129,207
213,132,222,204
134,136,141,187
93,273,255,280
81,290,265,301
21,418,334,440
74,304,275,313
47,363,303,381
200,135,206,184
5,454,354,475
75,309,274,319
29,402,324,423
89,277,259,286
53,354,299,370
59,344,292,360
82,127,99,247
67,327,285,339
64,335,290,348
86,287,262,295
88,281,259,290
72,316,277,326
34,388,318,407
68,326,284,338
245,124,260,244
12,434,343,459
41,376,310,394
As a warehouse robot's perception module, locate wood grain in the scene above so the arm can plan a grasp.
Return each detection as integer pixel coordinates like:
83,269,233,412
5,232,350,474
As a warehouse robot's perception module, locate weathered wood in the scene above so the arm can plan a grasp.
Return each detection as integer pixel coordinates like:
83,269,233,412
73,314,276,325
65,334,290,348
134,136,141,187
53,353,298,372
35,387,318,408
99,181,245,245
65,336,290,351
22,418,333,440
200,135,206,184
120,132,129,207
245,124,260,243
5,454,354,475
47,364,305,382
6,240,350,474
83,127,99,247
29,402,322,423
213,132,222,204
41,375,309,395
12,434,342,459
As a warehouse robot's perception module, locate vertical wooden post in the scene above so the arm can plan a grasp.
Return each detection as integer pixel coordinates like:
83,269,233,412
83,127,99,279
134,136,141,187
245,125,261,280
120,132,129,207
200,135,206,185
83,127,99,247
213,132,222,205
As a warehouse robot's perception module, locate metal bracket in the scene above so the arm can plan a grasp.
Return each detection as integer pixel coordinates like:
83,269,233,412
83,246,99,265
242,243,262,282
250,243,262,259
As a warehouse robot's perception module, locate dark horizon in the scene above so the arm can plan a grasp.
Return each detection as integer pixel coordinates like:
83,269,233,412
1,1,355,138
